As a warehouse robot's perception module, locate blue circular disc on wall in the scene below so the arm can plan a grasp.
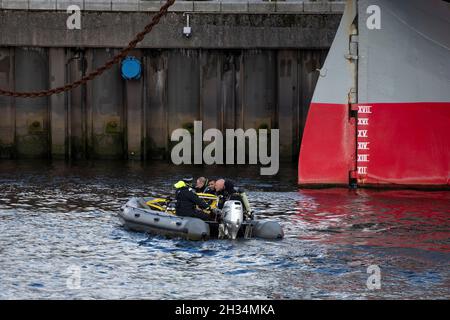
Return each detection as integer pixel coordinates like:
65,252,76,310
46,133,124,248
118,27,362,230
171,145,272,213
121,56,142,80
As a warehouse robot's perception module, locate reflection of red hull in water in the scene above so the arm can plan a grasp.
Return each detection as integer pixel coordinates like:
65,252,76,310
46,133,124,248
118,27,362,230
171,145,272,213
293,189,450,252
298,0,450,188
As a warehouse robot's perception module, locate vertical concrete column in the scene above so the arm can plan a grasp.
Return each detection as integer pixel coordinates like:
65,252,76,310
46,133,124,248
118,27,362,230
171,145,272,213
220,52,239,131
85,49,94,159
86,48,124,159
49,48,67,159
277,50,299,161
125,50,144,160
67,49,86,160
0,48,15,158
14,47,49,158
167,50,200,133
199,51,221,130
242,50,276,130
145,50,168,159
167,50,200,156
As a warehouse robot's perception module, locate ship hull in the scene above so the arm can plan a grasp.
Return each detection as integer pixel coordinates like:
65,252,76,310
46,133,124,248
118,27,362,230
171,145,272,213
298,0,450,188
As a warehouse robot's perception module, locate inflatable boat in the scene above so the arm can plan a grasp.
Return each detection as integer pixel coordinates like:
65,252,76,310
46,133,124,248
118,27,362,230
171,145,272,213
119,196,284,241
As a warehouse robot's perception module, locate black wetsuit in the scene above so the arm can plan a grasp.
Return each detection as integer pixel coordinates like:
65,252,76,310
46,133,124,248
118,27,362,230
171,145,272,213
195,185,207,193
175,186,210,220
217,180,242,209
195,181,215,194
203,187,216,194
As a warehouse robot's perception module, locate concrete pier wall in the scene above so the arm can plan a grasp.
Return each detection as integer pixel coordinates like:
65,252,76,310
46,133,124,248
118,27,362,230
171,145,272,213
0,47,327,161
0,6,339,162
0,10,340,49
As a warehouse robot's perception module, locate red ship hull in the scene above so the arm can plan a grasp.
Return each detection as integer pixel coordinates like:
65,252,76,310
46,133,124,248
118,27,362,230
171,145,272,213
298,0,450,188
299,102,450,187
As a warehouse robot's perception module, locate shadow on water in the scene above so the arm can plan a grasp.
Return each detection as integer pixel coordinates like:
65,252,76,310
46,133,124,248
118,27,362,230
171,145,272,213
0,160,449,299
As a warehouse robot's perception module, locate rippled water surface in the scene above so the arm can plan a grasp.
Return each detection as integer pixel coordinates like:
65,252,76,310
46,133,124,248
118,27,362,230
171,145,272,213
0,160,449,299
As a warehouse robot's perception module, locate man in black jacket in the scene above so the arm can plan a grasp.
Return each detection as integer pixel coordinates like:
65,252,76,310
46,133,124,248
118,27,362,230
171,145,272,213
174,179,213,221
214,179,242,209
194,176,208,193
204,179,216,194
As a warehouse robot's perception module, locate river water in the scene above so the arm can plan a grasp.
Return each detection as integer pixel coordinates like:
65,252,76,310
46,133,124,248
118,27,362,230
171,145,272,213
0,160,448,299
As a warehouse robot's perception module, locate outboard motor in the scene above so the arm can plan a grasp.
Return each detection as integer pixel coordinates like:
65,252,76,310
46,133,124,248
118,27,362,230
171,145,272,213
220,200,244,240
